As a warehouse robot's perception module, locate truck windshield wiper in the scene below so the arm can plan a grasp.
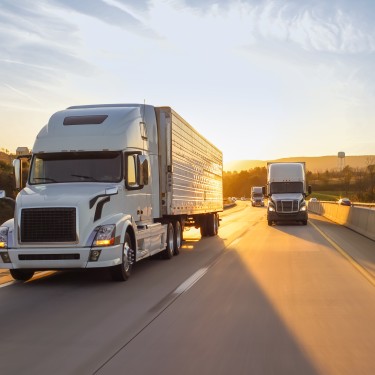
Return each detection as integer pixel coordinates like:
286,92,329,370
32,177,57,183
71,174,99,182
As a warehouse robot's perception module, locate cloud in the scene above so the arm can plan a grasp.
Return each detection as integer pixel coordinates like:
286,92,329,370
174,0,375,54
50,0,159,38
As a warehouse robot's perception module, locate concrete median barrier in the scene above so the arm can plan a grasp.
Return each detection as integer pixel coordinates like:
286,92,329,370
308,202,375,241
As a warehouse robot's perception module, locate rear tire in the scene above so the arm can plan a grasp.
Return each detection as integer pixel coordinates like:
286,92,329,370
207,213,218,236
173,220,182,255
110,232,133,282
10,269,34,281
162,222,174,259
200,216,208,237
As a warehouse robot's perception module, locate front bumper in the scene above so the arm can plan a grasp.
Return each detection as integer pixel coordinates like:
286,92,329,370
0,244,123,270
267,211,308,222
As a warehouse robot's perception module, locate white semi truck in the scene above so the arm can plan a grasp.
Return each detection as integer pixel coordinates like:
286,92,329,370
250,186,265,207
263,162,311,226
0,104,223,281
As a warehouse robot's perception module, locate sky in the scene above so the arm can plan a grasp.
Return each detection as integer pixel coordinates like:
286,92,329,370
0,0,374,163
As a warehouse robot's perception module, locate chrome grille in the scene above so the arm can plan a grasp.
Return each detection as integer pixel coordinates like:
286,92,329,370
20,208,77,243
276,200,299,213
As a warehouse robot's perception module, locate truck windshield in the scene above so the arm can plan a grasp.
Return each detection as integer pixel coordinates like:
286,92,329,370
29,151,122,184
270,182,303,194
252,193,263,198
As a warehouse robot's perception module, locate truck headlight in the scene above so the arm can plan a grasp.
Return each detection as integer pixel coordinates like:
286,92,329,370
92,225,116,247
0,227,9,249
268,203,275,212
300,204,307,212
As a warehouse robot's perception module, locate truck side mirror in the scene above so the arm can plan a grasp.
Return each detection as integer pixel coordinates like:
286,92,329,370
13,159,22,190
262,186,266,196
137,155,149,186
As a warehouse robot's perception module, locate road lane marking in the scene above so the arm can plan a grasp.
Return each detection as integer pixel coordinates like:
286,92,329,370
310,220,375,287
173,268,208,295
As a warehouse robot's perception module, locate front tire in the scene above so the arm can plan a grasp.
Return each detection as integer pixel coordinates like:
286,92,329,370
110,232,133,282
268,220,273,226
10,269,34,281
162,222,174,259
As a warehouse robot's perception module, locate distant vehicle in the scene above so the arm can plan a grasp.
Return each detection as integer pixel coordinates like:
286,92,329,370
309,197,318,203
338,198,352,206
251,186,265,207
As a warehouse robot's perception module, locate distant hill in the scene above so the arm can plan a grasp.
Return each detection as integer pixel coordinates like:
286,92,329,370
224,155,375,172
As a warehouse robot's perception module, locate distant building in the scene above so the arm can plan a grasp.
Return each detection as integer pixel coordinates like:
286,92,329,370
16,147,30,156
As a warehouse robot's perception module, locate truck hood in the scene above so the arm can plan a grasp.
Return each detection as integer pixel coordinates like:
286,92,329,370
271,193,304,201
17,183,120,208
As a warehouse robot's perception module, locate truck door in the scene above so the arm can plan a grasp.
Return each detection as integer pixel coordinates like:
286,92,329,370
125,153,152,220
125,152,143,222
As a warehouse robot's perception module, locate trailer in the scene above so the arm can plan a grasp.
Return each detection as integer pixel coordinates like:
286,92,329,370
0,104,223,281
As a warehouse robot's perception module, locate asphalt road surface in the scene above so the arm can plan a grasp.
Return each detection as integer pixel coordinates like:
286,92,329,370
1,201,375,375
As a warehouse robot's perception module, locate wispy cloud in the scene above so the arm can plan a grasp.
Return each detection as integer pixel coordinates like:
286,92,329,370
2,83,43,104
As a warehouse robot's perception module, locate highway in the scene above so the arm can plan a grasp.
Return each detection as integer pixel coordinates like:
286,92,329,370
1,201,375,375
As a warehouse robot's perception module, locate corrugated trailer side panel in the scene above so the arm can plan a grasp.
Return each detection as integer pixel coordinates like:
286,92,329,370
156,107,223,216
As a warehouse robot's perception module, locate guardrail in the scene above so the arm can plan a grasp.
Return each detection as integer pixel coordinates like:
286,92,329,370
308,201,375,241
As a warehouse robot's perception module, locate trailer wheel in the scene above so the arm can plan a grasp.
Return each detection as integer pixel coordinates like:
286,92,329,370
110,232,133,281
162,222,174,259
207,213,218,236
200,216,208,237
10,269,34,281
173,220,182,255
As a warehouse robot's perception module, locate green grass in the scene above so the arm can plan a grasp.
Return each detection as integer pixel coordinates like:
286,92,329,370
310,191,354,201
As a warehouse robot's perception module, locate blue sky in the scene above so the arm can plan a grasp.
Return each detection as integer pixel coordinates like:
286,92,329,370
1,0,374,163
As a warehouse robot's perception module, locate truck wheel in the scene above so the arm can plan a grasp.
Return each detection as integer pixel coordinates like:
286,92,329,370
110,232,133,281
162,222,174,259
207,213,218,236
268,220,273,226
302,220,307,225
10,269,34,281
200,216,208,237
173,220,182,255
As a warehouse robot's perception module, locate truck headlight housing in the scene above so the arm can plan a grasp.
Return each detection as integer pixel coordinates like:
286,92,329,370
92,225,116,247
268,202,275,212
300,204,307,212
0,227,9,249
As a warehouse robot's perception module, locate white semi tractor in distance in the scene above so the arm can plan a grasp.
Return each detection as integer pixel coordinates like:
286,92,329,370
250,186,265,207
0,104,223,281
263,162,311,226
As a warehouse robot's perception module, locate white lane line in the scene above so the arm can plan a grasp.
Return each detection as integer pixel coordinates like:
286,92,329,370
173,268,208,295
0,280,15,288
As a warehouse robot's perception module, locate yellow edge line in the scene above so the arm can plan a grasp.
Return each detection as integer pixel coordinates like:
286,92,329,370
310,220,375,287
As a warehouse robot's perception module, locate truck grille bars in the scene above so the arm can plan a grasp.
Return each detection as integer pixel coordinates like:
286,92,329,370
20,208,77,243
276,200,299,213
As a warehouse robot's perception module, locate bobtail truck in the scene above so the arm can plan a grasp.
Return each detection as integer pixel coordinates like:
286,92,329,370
0,104,223,281
263,162,311,226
